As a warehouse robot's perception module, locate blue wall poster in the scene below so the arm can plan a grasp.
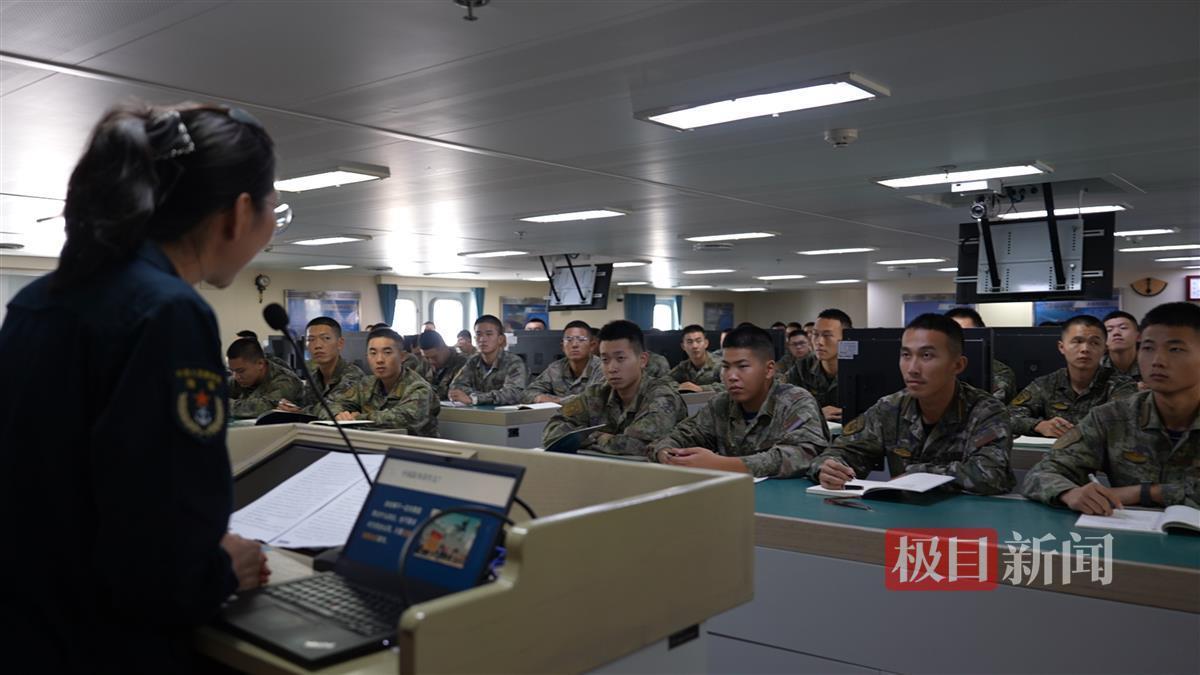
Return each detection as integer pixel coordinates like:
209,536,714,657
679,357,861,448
1033,292,1121,326
903,294,969,327
285,290,361,338
500,296,548,331
704,302,734,331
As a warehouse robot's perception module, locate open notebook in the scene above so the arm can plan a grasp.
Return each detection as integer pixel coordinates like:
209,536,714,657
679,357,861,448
495,402,561,411
806,472,954,498
1075,505,1200,535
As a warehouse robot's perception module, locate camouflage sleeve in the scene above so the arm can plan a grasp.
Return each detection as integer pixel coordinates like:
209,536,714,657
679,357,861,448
992,362,1016,403
522,366,557,403
650,403,718,458
229,372,302,419
1163,474,1200,507
667,360,689,384
542,394,593,448
472,357,529,405
906,401,1016,495
595,390,687,456
741,394,828,478
809,404,886,481
1109,376,1138,401
366,378,435,433
321,379,367,419
229,389,275,419
448,363,477,395
302,370,362,415
269,373,305,409
1019,410,1106,505
1007,384,1046,436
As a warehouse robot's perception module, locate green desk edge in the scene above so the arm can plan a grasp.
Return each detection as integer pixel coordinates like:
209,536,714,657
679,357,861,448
755,479,1200,570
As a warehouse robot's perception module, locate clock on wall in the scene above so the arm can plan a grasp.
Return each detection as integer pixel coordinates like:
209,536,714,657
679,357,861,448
254,274,271,304
1130,277,1167,297
1187,275,1200,302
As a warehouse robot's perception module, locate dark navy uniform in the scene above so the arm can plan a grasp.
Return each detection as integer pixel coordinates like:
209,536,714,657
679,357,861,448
0,242,237,672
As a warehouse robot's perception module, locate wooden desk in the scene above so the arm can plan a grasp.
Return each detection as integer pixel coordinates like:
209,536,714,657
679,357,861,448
705,479,1200,674
437,405,556,448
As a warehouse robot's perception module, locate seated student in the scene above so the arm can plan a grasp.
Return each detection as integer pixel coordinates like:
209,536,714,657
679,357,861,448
652,325,828,477
1102,310,1141,380
456,329,477,356
421,321,436,332
588,325,600,357
1009,314,1138,438
417,330,468,401
226,337,303,419
645,350,671,379
276,317,365,414
524,317,547,331
542,320,687,455
774,329,811,381
523,320,601,403
449,314,529,405
944,307,1018,403
786,308,851,422
399,334,434,382
1022,302,1199,511
770,321,787,331
669,324,724,392
235,328,293,378
330,328,439,436
811,314,1015,495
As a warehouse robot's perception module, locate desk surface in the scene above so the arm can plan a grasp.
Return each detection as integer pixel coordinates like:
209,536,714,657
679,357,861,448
438,404,558,426
754,479,1200,570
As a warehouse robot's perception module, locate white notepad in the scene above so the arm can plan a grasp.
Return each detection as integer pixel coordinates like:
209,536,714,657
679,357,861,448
806,472,955,498
1075,505,1200,535
495,402,562,411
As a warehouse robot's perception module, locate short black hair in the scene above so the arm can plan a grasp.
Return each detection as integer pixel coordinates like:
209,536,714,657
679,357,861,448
367,327,403,346
803,321,815,328
770,321,787,330
524,317,547,327
403,334,420,352
721,325,775,362
235,330,258,340
817,308,853,329
1103,310,1138,327
786,329,807,340
563,320,592,332
1038,320,1060,327
736,322,757,329
422,321,435,327
1140,302,1200,333
598,320,644,353
305,316,342,337
945,306,985,328
226,337,265,361
681,324,706,337
457,329,472,340
475,314,504,332
418,331,447,350
1061,314,1105,337
786,322,803,331
905,313,965,356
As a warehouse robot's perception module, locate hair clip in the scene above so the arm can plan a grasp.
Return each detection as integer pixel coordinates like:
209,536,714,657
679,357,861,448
147,110,195,160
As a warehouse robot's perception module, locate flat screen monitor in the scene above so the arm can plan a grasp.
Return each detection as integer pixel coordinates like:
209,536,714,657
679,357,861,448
506,330,566,376
992,327,1064,393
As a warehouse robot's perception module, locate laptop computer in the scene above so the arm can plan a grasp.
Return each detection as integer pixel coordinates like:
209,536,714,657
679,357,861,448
218,447,524,668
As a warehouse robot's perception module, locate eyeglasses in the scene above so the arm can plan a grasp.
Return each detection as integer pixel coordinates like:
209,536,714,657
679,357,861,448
562,336,590,344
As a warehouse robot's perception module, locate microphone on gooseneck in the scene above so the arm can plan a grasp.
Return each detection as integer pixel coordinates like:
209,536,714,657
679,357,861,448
262,303,372,485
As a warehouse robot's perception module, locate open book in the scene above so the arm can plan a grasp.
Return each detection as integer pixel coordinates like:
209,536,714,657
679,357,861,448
806,472,955,498
1075,505,1200,535
495,401,562,411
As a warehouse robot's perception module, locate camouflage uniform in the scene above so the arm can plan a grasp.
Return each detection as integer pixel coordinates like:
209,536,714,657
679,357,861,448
786,354,839,408
668,351,725,392
651,382,829,478
991,359,1017,404
425,350,469,401
330,368,440,437
645,352,671,380
1008,367,1137,437
228,360,304,419
522,356,602,402
300,356,366,414
542,374,687,456
1101,353,1141,381
403,352,434,384
448,350,529,405
810,381,1015,495
774,353,798,382
228,353,294,399
1021,391,1198,507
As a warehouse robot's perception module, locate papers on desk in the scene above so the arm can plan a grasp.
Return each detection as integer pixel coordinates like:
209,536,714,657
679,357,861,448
806,472,954,498
441,400,469,408
753,477,770,484
495,402,561,411
310,419,376,426
229,452,384,549
1075,505,1200,535
1015,435,1057,447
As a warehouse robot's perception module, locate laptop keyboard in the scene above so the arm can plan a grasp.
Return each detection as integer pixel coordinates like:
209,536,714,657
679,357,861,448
263,573,404,637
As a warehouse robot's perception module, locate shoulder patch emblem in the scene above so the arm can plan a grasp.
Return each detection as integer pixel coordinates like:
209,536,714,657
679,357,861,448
174,367,225,440
892,446,912,458
1121,450,1149,464
1051,402,1069,411
1010,390,1032,406
1050,427,1082,450
842,415,866,436
562,395,586,418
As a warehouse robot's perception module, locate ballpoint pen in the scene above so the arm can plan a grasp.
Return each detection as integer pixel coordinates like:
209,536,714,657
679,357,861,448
824,497,873,511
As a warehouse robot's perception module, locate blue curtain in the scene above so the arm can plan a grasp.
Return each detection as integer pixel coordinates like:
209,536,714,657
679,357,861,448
673,294,684,329
377,284,398,326
472,287,485,319
624,293,656,329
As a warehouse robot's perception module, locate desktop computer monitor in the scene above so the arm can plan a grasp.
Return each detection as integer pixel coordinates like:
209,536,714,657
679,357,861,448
341,331,369,372
836,328,993,421
507,330,566,376
267,335,300,372
992,327,1064,393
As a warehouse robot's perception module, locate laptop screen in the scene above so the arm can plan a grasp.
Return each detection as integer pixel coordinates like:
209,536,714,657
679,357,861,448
340,449,522,593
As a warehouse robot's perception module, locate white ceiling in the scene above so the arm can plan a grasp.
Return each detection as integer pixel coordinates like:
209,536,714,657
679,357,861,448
2,0,1198,290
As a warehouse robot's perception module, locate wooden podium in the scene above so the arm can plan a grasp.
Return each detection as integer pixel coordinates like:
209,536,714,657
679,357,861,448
197,424,755,674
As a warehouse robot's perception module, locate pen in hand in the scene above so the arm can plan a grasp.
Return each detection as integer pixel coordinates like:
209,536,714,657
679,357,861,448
1088,473,1122,510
